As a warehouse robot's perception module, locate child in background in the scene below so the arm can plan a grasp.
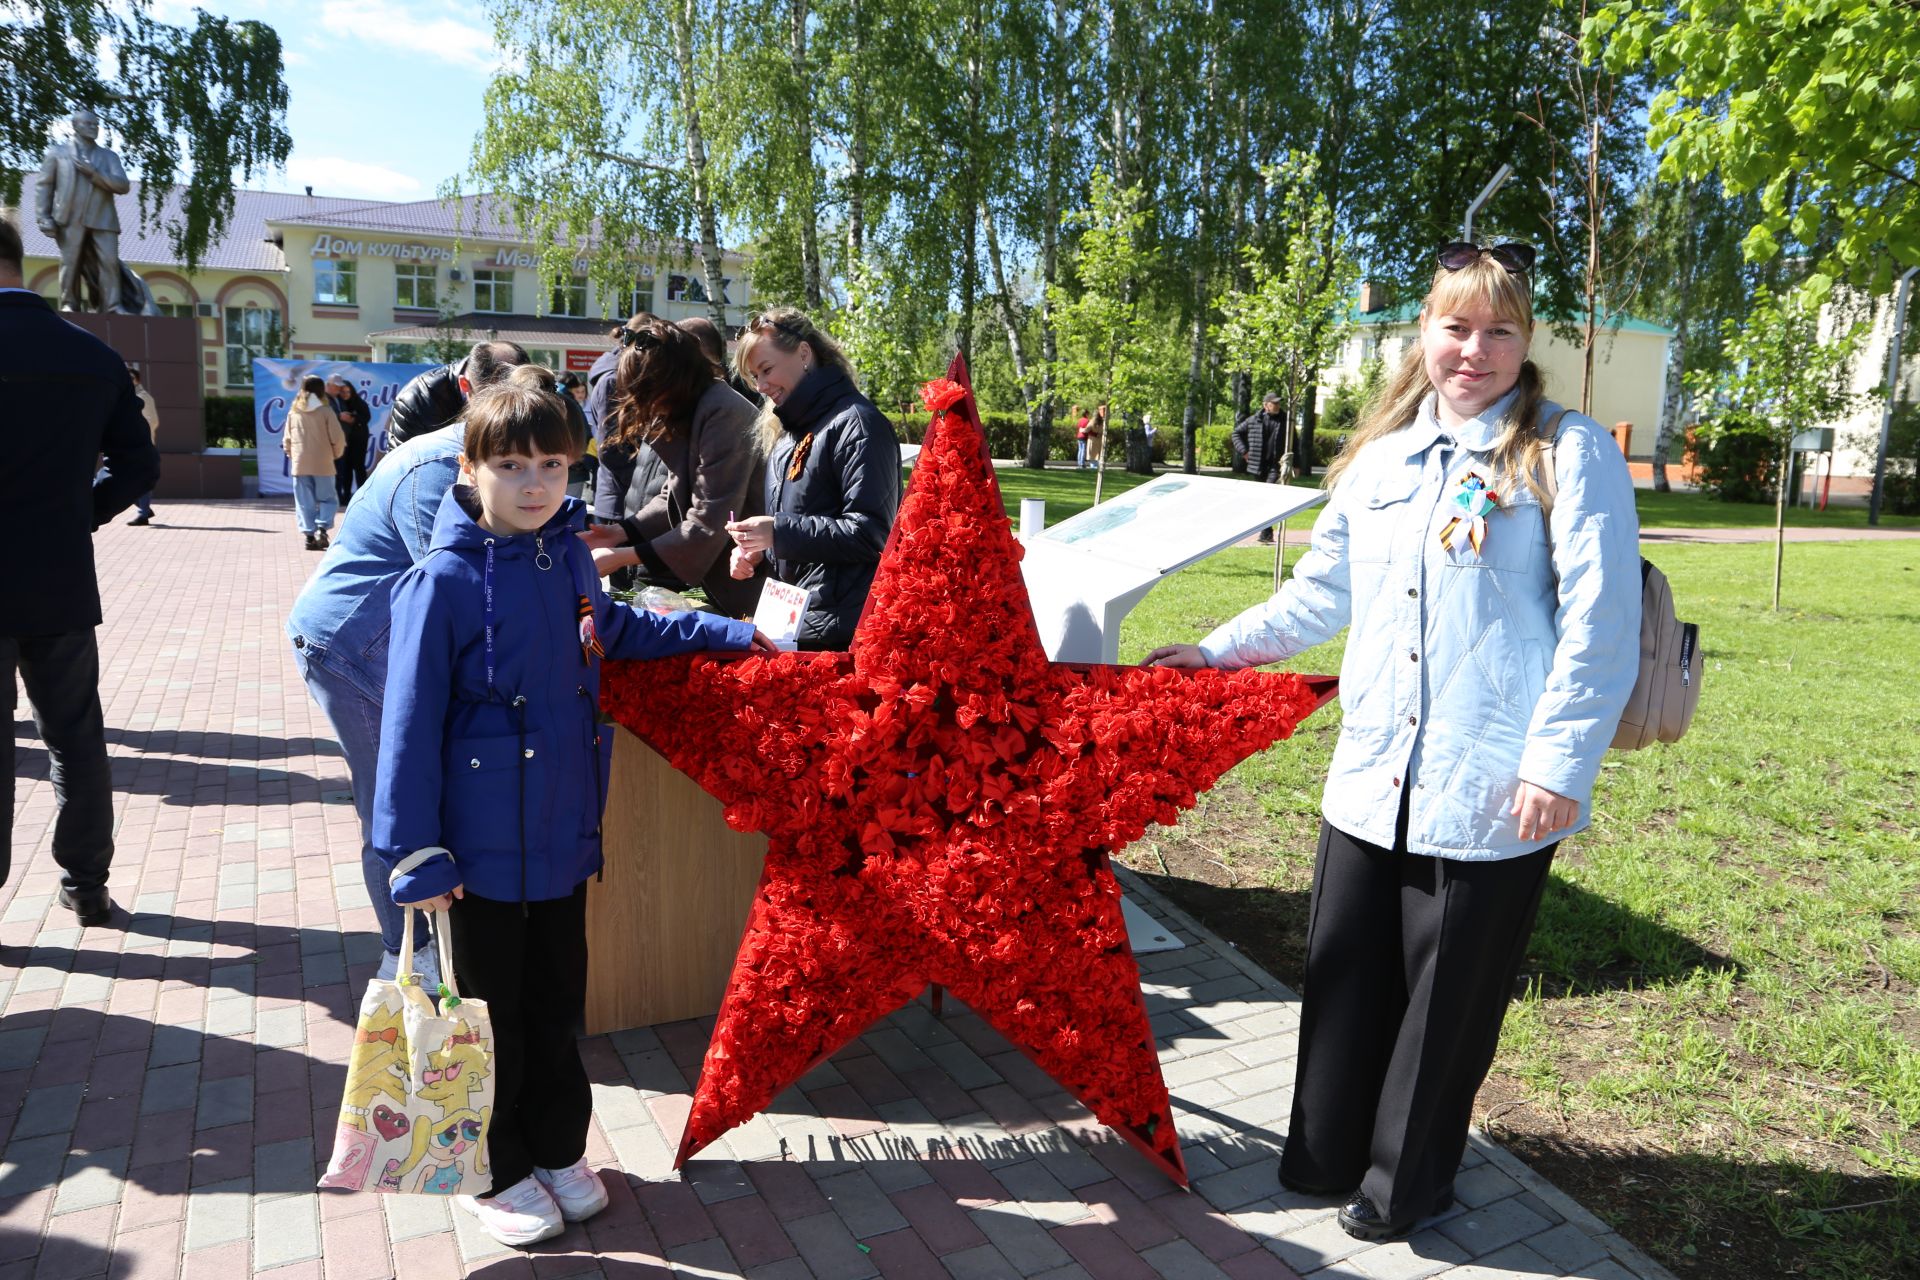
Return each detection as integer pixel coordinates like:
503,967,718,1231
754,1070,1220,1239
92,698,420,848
373,381,771,1246
284,374,346,550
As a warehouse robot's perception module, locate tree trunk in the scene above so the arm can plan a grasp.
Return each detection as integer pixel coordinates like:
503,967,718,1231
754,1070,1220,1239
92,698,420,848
958,0,985,364
1653,318,1687,492
1180,8,1219,477
673,0,728,331
846,0,866,264
1295,372,1319,474
1031,0,1068,470
790,0,822,310
982,201,1040,459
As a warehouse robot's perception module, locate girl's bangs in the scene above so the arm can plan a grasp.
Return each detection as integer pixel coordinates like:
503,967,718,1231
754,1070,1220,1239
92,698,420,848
1425,259,1533,331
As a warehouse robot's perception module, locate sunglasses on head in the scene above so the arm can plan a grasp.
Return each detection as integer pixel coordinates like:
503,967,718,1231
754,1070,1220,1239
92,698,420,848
750,313,805,339
619,327,660,350
1437,242,1536,276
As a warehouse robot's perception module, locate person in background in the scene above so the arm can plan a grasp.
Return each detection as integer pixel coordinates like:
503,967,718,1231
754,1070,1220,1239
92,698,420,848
1144,241,1640,1244
1233,391,1289,543
725,307,900,650
1072,404,1089,469
126,366,158,525
284,375,346,551
385,339,528,449
676,314,760,404
580,313,768,616
327,374,373,506
558,371,588,406
0,213,160,926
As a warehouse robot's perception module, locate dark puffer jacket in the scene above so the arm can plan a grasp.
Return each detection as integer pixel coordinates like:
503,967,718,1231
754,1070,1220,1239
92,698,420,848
385,361,465,449
763,364,901,650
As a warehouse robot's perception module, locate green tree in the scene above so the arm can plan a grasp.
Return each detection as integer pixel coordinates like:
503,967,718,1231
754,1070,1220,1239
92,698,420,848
1589,0,1920,292
0,0,290,269
1046,170,1163,500
1216,155,1358,481
1689,283,1870,608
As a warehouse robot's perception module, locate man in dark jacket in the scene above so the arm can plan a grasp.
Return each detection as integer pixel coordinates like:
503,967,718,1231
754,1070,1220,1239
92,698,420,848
326,373,373,505
0,215,161,925
1233,393,1289,543
383,339,527,449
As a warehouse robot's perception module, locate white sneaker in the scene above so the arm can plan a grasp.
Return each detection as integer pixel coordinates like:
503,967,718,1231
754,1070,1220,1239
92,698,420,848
533,1157,610,1222
456,1175,565,1247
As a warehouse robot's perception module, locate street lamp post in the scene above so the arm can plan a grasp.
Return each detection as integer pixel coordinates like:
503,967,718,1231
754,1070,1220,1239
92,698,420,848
1870,266,1918,526
1462,164,1514,243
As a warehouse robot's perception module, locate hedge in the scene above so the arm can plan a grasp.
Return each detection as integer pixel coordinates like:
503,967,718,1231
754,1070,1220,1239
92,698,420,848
206,395,255,448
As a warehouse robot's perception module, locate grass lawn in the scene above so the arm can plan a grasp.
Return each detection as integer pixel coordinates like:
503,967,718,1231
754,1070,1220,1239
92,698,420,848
978,461,1920,533
1107,537,1920,1280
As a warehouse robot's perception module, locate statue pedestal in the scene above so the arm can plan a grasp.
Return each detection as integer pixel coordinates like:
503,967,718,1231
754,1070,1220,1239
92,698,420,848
584,726,765,1035
66,313,240,499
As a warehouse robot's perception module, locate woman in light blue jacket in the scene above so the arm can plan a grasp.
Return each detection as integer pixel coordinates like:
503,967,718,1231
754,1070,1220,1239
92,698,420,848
1148,243,1640,1242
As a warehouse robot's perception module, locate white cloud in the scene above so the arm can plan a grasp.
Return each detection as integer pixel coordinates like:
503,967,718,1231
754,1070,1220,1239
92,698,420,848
318,0,505,73
284,155,426,200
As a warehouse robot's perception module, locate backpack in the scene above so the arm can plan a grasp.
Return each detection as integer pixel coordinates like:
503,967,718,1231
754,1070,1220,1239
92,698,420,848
1537,410,1701,750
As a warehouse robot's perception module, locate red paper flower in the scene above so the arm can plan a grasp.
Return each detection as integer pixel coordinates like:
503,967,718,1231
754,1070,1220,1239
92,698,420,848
919,377,968,414
604,355,1334,1186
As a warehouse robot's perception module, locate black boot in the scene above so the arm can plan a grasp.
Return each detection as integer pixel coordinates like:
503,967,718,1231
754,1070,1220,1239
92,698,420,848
316,529,330,549
58,885,114,927
304,532,320,551
1336,1190,1456,1242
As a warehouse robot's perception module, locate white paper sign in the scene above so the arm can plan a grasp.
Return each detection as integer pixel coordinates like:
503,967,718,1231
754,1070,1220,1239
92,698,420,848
752,579,811,651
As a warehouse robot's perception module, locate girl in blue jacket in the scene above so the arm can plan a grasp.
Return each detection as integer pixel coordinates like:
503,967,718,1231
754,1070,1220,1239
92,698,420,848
372,382,769,1247
1148,244,1640,1243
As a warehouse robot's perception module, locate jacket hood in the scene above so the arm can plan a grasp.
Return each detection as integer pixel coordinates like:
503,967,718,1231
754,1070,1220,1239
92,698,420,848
427,485,588,557
774,363,856,435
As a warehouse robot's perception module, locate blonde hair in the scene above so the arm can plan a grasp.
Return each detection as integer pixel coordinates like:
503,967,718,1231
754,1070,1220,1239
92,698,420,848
734,307,858,393
1324,255,1552,504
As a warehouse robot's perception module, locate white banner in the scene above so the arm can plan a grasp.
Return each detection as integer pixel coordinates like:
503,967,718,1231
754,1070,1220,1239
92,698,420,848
252,357,434,496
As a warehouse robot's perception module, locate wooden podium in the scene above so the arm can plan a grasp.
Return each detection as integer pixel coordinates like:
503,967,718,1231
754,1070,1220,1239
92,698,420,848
584,726,766,1034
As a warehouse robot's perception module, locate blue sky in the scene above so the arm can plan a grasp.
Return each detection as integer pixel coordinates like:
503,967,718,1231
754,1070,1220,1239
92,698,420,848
150,0,498,201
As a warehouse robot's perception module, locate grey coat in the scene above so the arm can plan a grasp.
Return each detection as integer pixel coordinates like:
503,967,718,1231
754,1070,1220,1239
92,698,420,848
619,380,769,617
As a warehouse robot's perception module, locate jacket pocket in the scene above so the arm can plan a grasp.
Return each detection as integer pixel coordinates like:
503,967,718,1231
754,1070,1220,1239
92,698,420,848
1469,493,1548,574
1349,475,1420,564
441,730,546,856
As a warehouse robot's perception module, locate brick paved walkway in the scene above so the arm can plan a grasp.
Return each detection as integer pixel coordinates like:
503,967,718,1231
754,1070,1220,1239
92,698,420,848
3,500,1677,1280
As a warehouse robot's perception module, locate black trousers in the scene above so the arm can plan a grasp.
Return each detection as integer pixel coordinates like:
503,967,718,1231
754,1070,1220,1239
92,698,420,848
2,631,115,893
1281,805,1554,1224
335,453,369,507
448,885,593,1197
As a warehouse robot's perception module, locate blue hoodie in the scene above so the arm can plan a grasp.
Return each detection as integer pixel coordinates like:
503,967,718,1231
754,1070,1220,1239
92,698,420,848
373,487,755,904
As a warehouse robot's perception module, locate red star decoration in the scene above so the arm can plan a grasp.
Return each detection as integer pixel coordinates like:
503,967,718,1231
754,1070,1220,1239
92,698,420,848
602,357,1335,1186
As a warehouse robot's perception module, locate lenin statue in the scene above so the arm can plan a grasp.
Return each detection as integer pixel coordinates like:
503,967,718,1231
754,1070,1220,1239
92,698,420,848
34,107,147,314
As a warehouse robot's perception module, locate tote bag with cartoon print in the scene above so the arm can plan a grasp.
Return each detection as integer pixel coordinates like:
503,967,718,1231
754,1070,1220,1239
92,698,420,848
318,909,495,1195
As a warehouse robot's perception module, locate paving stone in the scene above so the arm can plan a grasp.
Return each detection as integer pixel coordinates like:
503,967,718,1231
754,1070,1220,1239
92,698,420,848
253,1191,322,1268
991,1160,1093,1226
1194,1158,1284,1213
1347,1230,1472,1280
666,1234,742,1276
182,1175,252,1251
1435,1199,1554,1259
0,1133,74,1196
195,1074,252,1129
968,1204,1073,1276
0,1027,44,1072
1452,1164,1523,1210
13,1082,85,1139
1438,1242,1557,1278
254,1137,316,1199
140,1062,200,1115
50,1144,129,1215
383,1191,453,1242
1049,1219,1157,1279
1268,1215,1372,1273
817,1168,912,1239
1140,1238,1236,1279
782,1209,880,1278
942,1243,1024,1280
1522,1222,1608,1272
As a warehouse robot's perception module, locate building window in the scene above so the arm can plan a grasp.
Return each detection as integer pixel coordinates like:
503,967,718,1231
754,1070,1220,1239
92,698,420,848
550,274,589,317
385,343,422,364
525,348,562,370
155,302,196,320
314,260,357,306
624,275,655,318
395,263,437,310
474,267,514,314
224,306,280,387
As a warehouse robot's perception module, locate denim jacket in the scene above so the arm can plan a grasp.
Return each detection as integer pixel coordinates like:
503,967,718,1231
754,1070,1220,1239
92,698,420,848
286,425,464,699
1198,393,1641,860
